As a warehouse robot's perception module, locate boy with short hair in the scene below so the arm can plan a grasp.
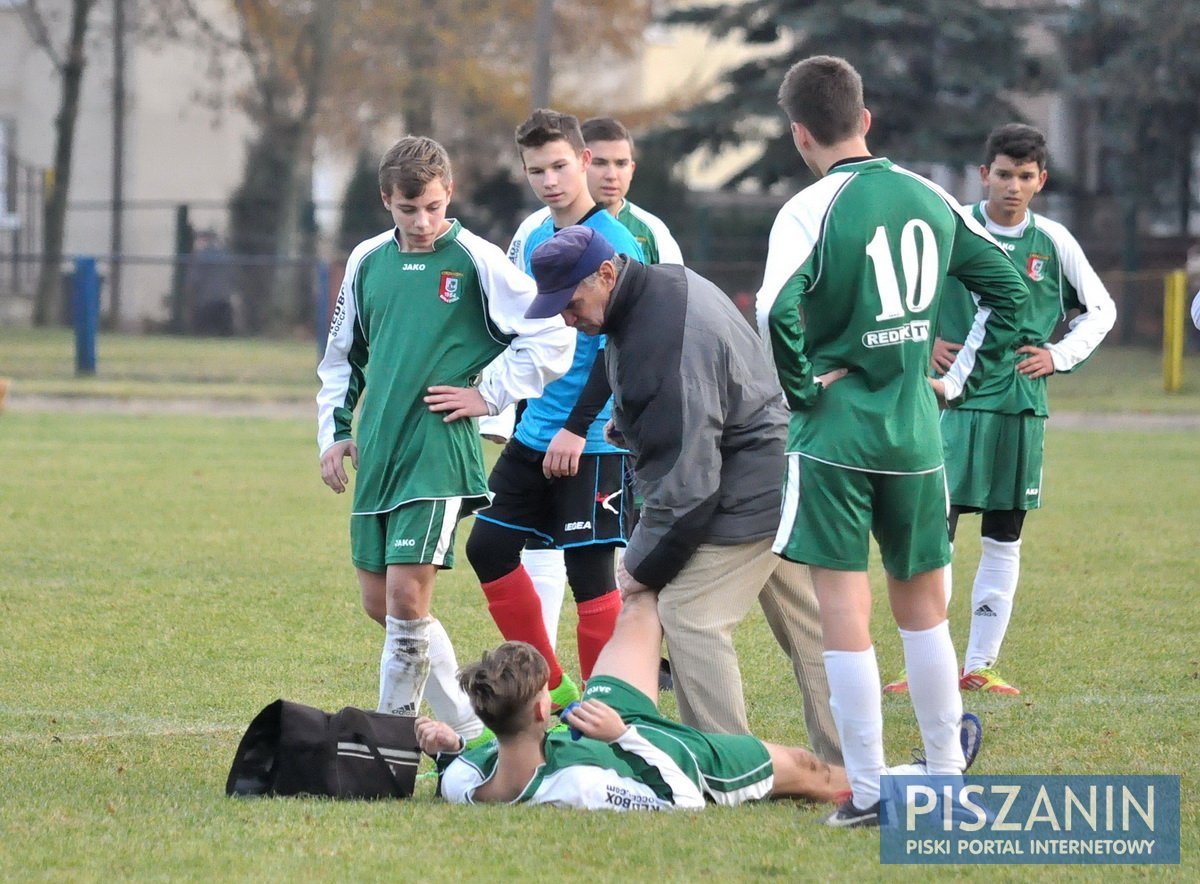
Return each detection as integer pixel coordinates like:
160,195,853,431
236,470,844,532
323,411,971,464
316,135,574,741
760,56,1027,826
465,110,644,693
416,592,862,810
886,124,1115,696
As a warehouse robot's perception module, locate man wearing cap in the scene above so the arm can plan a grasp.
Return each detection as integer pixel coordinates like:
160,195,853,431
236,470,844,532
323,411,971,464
525,226,841,764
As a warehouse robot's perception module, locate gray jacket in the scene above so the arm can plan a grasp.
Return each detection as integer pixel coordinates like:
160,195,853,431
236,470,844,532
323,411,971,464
602,260,789,588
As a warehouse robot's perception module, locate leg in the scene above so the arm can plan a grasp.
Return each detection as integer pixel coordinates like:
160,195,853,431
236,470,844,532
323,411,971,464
588,591,663,703
811,566,886,810
377,563,438,715
763,742,850,803
757,558,842,764
657,540,777,733
357,567,386,626
522,546,566,649
564,544,621,681
466,516,566,689
889,566,964,776
424,618,485,742
963,509,1026,679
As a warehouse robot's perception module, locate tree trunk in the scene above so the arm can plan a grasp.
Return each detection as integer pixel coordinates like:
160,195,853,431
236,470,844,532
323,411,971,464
33,0,98,327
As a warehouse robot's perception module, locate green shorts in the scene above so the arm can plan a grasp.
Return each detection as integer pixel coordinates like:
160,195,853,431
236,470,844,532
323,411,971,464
773,454,950,580
582,676,773,806
941,410,1045,511
350,498,462,572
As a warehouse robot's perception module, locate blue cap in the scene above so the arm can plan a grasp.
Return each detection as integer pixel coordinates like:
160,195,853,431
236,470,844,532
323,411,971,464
525,225,616,319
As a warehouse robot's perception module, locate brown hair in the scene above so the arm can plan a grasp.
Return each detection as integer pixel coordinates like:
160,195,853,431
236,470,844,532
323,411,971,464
458,642,549,737
515,108,587,156
985,123,1047,170
581,116,634,152
777,55,865,147
378,136,452,199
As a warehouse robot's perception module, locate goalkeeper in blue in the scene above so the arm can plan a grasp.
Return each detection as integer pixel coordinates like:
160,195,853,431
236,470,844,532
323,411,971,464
415,591,852,810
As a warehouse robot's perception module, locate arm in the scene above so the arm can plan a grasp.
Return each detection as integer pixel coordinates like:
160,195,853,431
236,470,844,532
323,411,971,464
939,213,1031,405
466,232,576,414
543,348,611,478
1041,223,1117,373
316,251,370,486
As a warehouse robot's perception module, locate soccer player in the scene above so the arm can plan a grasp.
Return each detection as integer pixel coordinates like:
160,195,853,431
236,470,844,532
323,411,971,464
498,115,683,686
415,591,854,810
759,56,1028,827
465,110,644,698
316,136,574,742
886,124,1115,696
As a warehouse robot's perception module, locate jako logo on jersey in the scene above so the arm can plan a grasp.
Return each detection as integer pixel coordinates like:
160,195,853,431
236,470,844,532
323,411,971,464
401,263,426,271
594,489,622,514
393,538,416,548
863,319,930,348
564,520,591,531
439,271,463,303
1026,253,1049,282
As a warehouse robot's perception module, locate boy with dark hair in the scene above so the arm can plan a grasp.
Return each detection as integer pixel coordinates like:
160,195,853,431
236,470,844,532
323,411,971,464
760,56,1027,826
416,592,867,810
885,123,1115,696
316,135,574,743
465,110,644,696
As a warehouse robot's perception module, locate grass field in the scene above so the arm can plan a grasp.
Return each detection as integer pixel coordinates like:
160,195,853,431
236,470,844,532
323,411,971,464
0,333,1196,880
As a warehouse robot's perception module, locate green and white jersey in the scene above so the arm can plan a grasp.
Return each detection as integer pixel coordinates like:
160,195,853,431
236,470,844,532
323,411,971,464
616,199,684,265
759,158,1029,473
441,727,708,811
317,221,574,515
939,203,1116,416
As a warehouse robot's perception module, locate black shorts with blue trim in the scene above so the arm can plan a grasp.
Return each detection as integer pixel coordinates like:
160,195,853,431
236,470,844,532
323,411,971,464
475,440,631,549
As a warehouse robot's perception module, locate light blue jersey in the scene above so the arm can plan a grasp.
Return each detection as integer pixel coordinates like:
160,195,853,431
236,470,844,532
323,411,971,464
509,210,643,453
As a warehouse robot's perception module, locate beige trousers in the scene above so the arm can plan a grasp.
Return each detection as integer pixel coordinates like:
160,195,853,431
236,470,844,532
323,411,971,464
656,536,842,764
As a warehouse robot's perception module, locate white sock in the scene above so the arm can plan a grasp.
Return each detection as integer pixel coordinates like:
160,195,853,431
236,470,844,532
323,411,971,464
423,619,484,741
963,537,1020,672
899,620,964,775
943,543,953,610
378,615,432,716
824,647,886,809
522,547,566,650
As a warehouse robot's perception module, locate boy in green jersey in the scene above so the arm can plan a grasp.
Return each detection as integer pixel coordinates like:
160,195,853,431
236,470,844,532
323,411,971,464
416,591,854,810
316,136,574,740
760,56,1028,827
885,124,1114,697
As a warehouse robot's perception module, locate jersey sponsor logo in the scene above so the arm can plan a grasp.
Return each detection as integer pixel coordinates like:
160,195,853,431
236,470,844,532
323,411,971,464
1000,242,1017,252
862,319,931,349
564,520,592,531
393,538,416,548
328,289,348,337
506,239,522,261
401,262,426,271
1025,486,1040,497
439,270,463,303
1026,253,1049,282
584,684,612,695
595,489,622,514
605,786,664,811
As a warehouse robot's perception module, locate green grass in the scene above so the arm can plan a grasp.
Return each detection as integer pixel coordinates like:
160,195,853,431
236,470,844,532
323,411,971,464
0,409,1195,880
2,326,1200,414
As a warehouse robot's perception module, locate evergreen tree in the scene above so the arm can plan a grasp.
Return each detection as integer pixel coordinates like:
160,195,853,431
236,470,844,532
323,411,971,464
338,149,389,254
654,0,1039,189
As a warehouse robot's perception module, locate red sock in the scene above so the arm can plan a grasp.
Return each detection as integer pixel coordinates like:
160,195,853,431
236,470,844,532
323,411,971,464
481,567,563,688
576,590,622,681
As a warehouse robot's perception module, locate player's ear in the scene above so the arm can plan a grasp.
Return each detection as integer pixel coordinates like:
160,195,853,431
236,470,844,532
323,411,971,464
580,147,592,169
860,107,872,137
978,164,990,185
380,188,391,210
444,180,455,205
1034,168,1048,193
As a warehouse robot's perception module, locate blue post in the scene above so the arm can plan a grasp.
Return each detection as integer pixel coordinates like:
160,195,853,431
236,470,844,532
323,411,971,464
315,260,331,357
73,256,100,376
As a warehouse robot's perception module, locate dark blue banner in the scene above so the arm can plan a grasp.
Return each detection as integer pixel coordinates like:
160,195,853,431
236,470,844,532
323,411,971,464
879,775,1180,864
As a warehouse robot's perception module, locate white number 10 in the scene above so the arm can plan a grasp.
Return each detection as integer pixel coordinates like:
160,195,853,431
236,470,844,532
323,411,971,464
865,220,939,321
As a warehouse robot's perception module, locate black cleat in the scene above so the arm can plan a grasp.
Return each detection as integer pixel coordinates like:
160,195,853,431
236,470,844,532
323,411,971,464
824,798,880,828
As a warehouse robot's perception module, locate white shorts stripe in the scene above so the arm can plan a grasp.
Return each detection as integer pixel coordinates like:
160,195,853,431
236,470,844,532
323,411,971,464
773,453,801,555
430,497,461,566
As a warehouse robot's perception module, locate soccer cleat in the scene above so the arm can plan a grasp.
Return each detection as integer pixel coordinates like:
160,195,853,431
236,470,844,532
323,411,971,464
824,798,880,828
960,667,1020,695
882,669,908,694
908,713,984,772
959,712,983,771
549,672,581,712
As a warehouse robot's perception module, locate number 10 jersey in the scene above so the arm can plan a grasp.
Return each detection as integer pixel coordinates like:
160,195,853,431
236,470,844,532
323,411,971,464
757,157,1030,474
